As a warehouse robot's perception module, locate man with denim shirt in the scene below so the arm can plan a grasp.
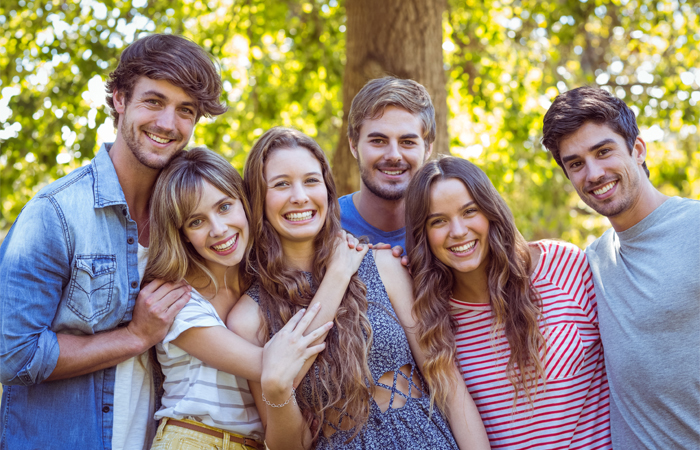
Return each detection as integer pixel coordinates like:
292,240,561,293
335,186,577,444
0,34,226,449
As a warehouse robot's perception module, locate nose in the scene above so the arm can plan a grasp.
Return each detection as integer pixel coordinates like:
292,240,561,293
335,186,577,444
290,182,309,205
585,160,605,183
384,140,402,163
154,106,177,132
209,216,227,237
448,219,468,239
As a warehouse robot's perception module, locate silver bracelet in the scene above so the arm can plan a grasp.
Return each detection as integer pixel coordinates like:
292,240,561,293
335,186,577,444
262,388,297,408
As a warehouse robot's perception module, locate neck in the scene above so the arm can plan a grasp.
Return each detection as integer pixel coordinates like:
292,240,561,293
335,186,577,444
109,137,160,244
353,187,405,232
609,180,668,232
281,240,315,272
191,264,242,300
451,266,490,304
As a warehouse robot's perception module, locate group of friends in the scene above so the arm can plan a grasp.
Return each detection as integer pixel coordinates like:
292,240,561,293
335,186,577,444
0,34,697,450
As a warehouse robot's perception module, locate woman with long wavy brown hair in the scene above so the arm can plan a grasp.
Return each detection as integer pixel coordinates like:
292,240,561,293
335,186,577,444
228,128,489,450
404,156,611,449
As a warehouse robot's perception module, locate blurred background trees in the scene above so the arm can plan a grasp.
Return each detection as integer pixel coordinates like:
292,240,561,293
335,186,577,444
1,0,698,246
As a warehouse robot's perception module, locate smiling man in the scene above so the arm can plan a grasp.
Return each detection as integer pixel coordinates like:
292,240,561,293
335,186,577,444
339,77,435,248
0,34,226,449
543,86,700,449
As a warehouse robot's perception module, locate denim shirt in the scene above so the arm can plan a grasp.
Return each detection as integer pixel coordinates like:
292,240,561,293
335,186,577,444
0,144,144,449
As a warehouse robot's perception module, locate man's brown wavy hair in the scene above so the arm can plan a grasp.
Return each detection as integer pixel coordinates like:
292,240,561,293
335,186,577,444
105,34,227,125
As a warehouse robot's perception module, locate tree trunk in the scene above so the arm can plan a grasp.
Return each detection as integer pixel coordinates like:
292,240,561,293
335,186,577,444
332,0,448,196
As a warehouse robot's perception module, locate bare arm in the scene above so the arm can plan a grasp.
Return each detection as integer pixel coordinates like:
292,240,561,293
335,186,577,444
374,250,491,450
229,296,329,450
47,279,191,381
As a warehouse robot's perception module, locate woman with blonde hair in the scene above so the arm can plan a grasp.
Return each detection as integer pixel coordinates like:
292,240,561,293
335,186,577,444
404,156,611,449
143,147,367,450
228,127,489,450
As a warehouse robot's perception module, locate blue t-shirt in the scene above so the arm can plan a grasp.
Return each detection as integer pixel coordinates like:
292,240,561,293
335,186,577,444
338,193,405,249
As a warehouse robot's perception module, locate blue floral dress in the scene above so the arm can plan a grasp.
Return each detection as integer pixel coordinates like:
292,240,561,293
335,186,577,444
247,252,459,449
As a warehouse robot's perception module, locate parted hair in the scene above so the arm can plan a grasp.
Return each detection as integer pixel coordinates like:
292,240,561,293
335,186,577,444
105,34,227,125
542,86,649,177
405,156,546,410
143,147,251,292
243,127,374,443
347,77,436,149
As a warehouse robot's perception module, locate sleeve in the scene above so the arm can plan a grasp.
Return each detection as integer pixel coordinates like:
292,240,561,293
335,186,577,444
553,241,598,327
160,295,225,356
0,197,68,385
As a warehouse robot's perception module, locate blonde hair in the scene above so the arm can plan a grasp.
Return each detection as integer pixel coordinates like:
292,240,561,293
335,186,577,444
244,127,374,443
143,147,252,292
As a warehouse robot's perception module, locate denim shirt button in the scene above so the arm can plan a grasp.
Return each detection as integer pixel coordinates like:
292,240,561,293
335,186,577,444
127,237,134,245
131,281,138,289
102,406,110,413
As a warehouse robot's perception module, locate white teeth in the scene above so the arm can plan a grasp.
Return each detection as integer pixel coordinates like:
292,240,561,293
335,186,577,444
212,235,237,251
450,241,476,253
285,211,313,221
146,132,170,144
381,170,403,175
593,181,616,195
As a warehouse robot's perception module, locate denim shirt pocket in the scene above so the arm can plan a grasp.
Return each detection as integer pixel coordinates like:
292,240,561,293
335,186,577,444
67,254,116,325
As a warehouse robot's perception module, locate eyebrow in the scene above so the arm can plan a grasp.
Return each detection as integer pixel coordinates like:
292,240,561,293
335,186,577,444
426,201,475,221
561,138,617,164
366,132,420,140
267,171,323,183
140,90,197,109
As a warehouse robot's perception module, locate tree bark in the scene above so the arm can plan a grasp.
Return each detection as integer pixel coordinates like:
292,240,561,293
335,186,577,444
332,0,448,196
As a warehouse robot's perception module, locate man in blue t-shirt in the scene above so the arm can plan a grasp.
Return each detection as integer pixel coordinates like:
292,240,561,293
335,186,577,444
339,77,435,249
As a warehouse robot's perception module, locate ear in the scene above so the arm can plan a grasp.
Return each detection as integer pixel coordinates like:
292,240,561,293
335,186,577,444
424,142,434,161
348,138,359,160
633,136,647,165
113,89,127,115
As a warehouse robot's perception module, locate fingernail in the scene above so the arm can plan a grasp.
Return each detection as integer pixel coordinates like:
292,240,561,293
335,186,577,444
313,303,321,310
300,308,306,313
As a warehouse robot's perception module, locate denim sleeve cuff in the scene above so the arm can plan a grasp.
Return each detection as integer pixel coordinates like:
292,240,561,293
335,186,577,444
15,329,60,386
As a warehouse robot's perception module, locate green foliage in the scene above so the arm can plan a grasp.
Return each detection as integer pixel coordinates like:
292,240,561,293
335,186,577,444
445,0,700,245
1,0,698,247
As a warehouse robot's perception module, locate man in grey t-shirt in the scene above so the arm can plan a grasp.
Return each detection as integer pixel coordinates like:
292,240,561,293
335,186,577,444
542,86,700,449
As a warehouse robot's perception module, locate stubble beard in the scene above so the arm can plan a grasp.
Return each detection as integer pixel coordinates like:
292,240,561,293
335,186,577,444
358,160,407,201
582,171,641,218
119,114,185,170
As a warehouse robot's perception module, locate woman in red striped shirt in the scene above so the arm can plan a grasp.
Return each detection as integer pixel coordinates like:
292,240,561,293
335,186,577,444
404,157,611,450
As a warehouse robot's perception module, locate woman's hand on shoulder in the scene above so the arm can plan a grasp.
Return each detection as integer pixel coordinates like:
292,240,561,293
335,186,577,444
260,303,333,402
326,231,369,280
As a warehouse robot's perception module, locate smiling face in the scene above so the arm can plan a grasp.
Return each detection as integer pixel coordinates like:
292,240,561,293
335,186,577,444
113,77,197,170
182,181,249,274
426,178,490,278
350,106,432,201
264,146,328,247
559,122,646,219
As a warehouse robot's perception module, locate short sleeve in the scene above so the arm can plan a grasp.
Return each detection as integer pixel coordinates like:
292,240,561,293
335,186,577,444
161,292,225,356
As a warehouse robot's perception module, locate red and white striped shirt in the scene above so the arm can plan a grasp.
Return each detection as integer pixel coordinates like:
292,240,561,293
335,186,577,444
451,240,611,449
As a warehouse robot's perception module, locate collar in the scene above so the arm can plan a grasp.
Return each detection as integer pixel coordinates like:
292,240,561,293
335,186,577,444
91,143,128,209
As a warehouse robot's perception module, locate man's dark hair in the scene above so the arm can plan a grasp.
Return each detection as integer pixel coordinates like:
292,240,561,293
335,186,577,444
105,34,227,124
542,86,649,177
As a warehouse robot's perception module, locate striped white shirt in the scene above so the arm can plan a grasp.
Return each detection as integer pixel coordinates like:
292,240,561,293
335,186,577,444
451,240,611,449
154,289,264,439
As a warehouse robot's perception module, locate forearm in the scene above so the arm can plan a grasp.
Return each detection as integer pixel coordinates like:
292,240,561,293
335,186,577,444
253,382,312,450
304,267,352,343
46,327,148,381
445,369,490,450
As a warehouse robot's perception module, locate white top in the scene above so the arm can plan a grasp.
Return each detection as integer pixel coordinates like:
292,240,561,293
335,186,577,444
112,244,156,450
154,289,264,439
451,240,611,449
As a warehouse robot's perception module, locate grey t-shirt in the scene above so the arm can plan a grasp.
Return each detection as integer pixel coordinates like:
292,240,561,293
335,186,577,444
586,196,700,449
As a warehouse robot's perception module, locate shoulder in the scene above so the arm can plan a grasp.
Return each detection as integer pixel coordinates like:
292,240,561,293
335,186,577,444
534,239,589,282
585,228,615,256
373,249,414,318
338,192,357,210
227,293,264,346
